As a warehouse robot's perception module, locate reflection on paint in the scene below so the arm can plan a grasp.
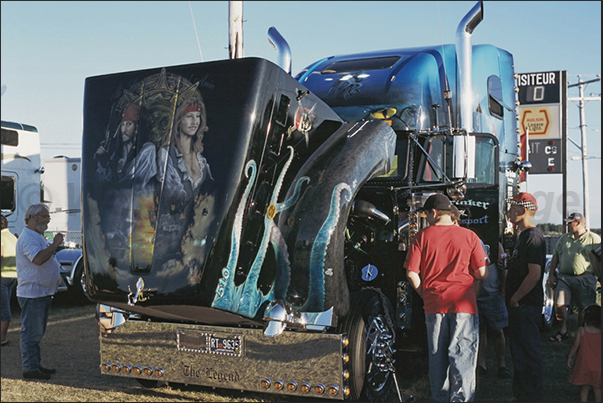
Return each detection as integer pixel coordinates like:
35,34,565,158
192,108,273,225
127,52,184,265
131,194,156,270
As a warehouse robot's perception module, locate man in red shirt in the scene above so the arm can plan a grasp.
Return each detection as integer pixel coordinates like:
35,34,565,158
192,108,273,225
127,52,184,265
404,193,488,402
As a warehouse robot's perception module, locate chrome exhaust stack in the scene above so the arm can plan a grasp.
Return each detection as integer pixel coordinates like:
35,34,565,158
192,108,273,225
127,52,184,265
267,27,292,75
455,1,483,133
453,1,483,179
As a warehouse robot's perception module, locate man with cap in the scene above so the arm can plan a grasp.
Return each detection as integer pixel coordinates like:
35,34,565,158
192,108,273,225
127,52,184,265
404,193,488,402
547,212,600,342
505,192,546,402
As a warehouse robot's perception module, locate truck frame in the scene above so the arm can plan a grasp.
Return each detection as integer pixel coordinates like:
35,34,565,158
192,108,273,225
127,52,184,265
83,2,553,401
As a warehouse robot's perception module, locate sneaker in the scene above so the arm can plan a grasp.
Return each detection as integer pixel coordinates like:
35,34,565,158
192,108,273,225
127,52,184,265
498,367,512,378
478,366,488,376
23,370,51,380
39,366,56,374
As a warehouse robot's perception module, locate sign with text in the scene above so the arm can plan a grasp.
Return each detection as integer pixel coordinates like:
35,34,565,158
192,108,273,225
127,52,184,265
517,71,561,104
517,70,567,175
528,138,563,174
518,105,560,138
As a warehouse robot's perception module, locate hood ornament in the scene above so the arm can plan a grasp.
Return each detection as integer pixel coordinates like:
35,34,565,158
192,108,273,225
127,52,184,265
127,277,148,306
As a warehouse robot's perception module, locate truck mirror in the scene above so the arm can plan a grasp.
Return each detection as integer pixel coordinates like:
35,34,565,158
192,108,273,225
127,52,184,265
452,134,475,179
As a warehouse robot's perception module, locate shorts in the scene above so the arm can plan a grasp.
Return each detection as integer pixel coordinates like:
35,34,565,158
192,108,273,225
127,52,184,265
477,293,508,330
1,277,17,322
555,273,597,309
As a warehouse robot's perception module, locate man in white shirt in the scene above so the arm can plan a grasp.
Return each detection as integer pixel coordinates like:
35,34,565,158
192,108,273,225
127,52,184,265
16,203,63,380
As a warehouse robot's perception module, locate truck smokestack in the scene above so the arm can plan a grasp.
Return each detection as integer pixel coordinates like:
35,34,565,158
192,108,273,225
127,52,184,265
229,1,244,59
267,27,292,75
455,1,483,133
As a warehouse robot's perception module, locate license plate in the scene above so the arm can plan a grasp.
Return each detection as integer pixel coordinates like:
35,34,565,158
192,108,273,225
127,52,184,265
207,335,242,356
177,330,243,357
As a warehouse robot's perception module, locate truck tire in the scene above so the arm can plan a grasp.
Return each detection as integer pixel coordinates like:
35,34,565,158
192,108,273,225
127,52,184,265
339,289,396,402
72,260,91,304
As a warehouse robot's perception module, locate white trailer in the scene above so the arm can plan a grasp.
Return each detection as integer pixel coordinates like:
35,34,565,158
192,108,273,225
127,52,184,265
42,156,82,246
1,120,43,236
1,120,85,299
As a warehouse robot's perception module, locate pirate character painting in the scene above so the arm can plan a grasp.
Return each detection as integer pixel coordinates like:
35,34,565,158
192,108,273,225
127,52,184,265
89,68,216,287
154,94,214,270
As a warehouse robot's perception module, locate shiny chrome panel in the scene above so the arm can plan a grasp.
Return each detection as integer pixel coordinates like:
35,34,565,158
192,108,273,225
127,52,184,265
455,1,483,133
262,300,336,337
96,304,131,333
100,319,345,400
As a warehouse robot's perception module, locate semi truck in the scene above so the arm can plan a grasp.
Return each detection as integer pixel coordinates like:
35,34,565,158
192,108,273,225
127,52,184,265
83,2,553,400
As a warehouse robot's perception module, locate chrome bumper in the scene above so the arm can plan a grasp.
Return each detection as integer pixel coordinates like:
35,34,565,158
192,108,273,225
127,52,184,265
98,306,349,400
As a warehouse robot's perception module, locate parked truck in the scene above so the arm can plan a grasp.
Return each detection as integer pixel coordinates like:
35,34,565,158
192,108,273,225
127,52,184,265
1,120,84,297
83,2,553,401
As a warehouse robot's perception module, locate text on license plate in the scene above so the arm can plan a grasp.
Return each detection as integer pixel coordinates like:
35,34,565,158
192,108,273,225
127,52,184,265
177,330,243,357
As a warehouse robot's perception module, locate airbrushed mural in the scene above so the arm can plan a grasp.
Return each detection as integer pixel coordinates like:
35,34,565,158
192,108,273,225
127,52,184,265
84,66,221,307
82,59,395,322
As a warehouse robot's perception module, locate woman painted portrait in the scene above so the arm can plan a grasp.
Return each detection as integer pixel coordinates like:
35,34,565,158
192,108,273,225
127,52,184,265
153,95,214,265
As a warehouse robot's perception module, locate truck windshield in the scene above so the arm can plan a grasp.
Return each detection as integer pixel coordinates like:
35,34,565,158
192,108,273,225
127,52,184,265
416,134,497,185
419,136,447,182
375,135,409,180
467,136,497,185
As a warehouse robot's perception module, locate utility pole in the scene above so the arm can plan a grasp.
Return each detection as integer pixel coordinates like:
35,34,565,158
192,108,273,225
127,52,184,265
567,75,600,229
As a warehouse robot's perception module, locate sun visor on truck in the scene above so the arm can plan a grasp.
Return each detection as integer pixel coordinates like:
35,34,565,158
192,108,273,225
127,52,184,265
82,58,346,319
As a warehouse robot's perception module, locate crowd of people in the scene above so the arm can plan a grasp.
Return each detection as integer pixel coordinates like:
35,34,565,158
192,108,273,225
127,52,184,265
1,190,600,401
404,192,600,402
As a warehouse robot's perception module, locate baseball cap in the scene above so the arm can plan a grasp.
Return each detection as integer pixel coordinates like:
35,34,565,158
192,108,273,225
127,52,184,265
508,192,538,211
418,193,452,211
564,212,585,223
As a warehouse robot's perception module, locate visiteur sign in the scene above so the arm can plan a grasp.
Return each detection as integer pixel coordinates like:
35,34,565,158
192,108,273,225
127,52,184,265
516,70,566,174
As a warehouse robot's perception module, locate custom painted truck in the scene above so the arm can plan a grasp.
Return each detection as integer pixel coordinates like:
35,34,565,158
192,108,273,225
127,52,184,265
84,2,550,401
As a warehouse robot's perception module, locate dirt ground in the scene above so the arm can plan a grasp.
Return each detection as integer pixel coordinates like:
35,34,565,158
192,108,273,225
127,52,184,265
0,292,596,402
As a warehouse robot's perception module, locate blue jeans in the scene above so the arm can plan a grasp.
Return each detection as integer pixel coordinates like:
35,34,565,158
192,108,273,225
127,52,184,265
17,296,52,372
507,304,543,402
1,277,17,322
425,313,479,402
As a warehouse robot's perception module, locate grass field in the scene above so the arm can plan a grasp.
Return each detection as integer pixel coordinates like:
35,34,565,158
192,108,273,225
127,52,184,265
1,292,598,402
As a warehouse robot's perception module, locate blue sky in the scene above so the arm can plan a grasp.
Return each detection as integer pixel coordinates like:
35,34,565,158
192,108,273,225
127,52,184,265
1,1,601,227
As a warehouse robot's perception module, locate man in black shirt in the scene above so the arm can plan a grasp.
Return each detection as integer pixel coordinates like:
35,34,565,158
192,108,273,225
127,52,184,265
505,192,546,402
